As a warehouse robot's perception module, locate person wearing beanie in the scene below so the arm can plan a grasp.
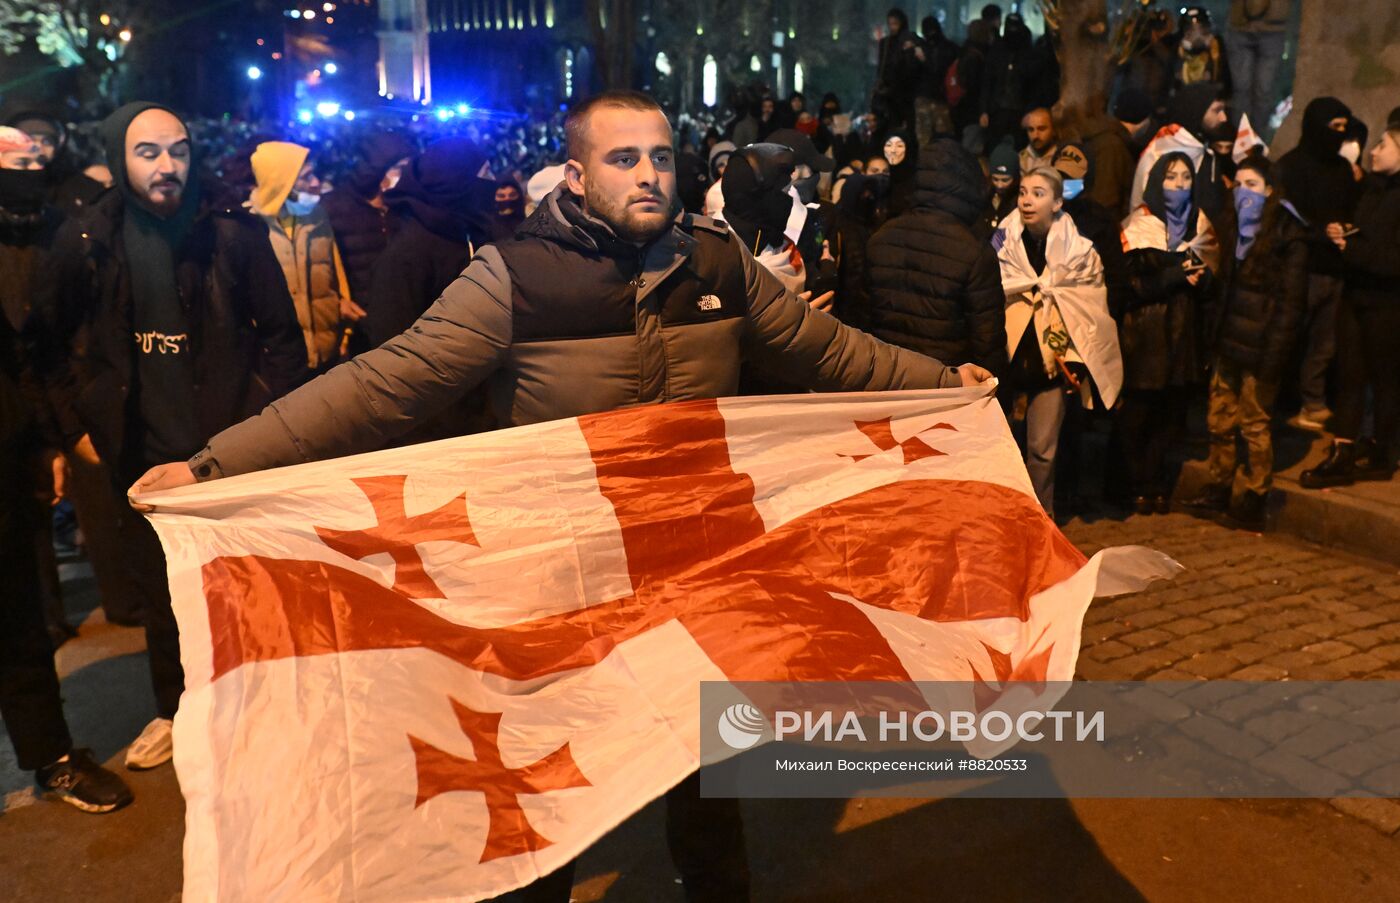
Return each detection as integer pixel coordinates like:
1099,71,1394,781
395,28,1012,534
0,124,135,815
320,131,416,305
43,102,305,771
1113,87,1158,158
987,139,1019,230
1301,115,1400,489
248,141,357,373
1274,97,1364,431
5,111,109,216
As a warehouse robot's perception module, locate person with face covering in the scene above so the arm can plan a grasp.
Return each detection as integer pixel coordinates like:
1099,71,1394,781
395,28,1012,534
0,125,135,814
4,111,107,216
994,166,1123,518
1128,81,1230,212
1274,97,1364,431
365,137,498,349
827,170,891,327
865,138,1008,377
320,131,416,305
977,13,1036,153
491,178,526,240
42,102,305,772
248,141,356,373
1052,142,1128,311
1118,151,1220,514
986,139,1020,231
1177,156,1306,529
1302,113,1400,490
130,92,988,903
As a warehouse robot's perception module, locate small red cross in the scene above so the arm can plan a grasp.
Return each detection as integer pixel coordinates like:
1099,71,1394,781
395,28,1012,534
409,698,591,863
840,417,957,465
314,475,478,598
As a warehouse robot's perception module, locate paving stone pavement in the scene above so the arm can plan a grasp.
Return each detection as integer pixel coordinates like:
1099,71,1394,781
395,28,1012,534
1063,510,1400,834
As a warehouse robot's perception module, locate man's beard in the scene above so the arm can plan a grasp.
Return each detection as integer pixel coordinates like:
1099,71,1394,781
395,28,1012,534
583,180,676,244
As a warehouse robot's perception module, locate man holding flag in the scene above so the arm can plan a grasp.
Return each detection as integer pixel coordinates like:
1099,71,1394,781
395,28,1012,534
132,90,992,902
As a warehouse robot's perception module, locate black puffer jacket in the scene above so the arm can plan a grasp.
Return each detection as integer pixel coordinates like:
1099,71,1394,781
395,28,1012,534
1209,202,1309,381
321,132,417,302
1341,171,1400,309
864,139,1008,375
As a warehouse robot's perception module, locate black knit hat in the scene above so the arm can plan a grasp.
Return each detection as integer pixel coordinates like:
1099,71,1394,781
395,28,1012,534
1113,88,1153,124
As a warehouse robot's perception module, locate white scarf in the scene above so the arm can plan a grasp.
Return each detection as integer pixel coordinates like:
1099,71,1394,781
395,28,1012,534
996,210,1124,409
1120,204,1221,273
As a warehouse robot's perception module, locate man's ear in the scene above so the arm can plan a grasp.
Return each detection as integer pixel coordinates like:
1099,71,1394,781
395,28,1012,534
564,159,586,198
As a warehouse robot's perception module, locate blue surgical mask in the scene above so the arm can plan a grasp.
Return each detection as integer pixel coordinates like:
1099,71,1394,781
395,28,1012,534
1062,178,1084,200
284,191,320,217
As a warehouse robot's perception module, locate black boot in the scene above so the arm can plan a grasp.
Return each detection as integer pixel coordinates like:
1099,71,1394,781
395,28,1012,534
1354,438,1395,482
1300,441,1357,489
1220,490,1267,531
1181,482,1229,515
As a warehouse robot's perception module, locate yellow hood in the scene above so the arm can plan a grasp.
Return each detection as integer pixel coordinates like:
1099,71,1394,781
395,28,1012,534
248,141,310,217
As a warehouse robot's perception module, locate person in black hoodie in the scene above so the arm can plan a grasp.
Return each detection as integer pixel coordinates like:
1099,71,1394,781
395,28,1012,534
1301,113,1400,489
1274,96,1363,431
490,177,526,241
43,103,305,771
5,111,108,216
1184,156,1307,528
828,171,890,328
320,131,417,305
365,138,498,348
875,8,921,133
977,13,1035,153
0,134,134,814
864,138,1008,376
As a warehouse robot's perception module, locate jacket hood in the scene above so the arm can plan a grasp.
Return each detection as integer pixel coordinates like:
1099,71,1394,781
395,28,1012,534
248,141,310,217
1165,82,1221,137
1142,151,1199,234
99,101,201,243
911,138,986,226
1298,96,1351,159
518,183,666,259
347,131,416,198
708,140,737,180
386,137,495,244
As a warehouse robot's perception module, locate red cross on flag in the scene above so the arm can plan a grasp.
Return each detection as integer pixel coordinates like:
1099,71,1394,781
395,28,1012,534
142,386,1178,901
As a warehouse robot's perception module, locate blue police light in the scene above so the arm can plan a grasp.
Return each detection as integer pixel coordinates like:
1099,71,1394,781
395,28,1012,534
324,62,338,75
456,103,470,115
435,108,455,121
343,110,356,121
246,65,263,81
296,109,313,124
315,101,341,118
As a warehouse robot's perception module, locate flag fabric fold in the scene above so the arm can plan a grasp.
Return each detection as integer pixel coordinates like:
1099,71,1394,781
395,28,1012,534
142,386,1179,902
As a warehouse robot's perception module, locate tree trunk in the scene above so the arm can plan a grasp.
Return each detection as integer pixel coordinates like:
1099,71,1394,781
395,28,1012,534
585,0,637,91
1050,0,1112,140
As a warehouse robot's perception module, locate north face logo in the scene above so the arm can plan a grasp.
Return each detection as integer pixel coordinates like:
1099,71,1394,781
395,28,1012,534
697,295,723,312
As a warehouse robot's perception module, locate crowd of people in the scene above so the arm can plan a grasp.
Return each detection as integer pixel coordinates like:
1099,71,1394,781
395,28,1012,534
1,8,1398,898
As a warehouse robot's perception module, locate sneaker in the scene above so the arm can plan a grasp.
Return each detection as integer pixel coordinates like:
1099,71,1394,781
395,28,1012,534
36,749,134,813
1300,440,1357,489
125,717,174,770
1288,406,1333,432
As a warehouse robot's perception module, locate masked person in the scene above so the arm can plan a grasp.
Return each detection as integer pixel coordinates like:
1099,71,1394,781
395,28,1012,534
1302,114,1400,490
977,13,1036,152
130,89,991,903
827,170,891,327
320,131,416,305
1118,151,1220,514
986,139,1019,231
44,102,306,771
1274,97,1363,432
5,111,107,215
1182,156,1306,528
491,178,525,240
1128,81,1230,211
995,166,1123,519
0,126,134,814
248,141,357,374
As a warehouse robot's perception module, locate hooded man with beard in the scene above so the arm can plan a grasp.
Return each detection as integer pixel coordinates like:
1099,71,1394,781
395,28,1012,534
130,90,988,903
365,138,498,348
43,102,305,772
1128,81,1230,213
1274,97,1363,430
0,126,135,814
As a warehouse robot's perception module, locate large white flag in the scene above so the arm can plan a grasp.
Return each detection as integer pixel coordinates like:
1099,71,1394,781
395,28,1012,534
142,387,1179,901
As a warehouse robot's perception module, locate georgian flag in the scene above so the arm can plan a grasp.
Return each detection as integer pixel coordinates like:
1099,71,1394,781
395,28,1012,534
142,387,1178,901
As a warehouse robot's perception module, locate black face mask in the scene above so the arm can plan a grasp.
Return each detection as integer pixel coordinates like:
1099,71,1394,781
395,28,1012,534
0,168,49,214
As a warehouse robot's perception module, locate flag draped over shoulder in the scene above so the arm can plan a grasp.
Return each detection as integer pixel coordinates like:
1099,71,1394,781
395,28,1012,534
142,387,1179,902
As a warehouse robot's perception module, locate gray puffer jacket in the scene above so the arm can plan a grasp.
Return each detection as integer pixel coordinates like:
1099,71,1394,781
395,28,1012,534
191,185,959,479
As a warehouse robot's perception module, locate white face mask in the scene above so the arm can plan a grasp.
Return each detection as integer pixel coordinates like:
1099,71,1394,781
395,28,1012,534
1340,140,1362,165
883,137,906,167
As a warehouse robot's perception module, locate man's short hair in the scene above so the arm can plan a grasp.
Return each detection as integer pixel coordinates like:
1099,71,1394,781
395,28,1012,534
565,90,666,160
981,4,1003,21
1023,165,1064,200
